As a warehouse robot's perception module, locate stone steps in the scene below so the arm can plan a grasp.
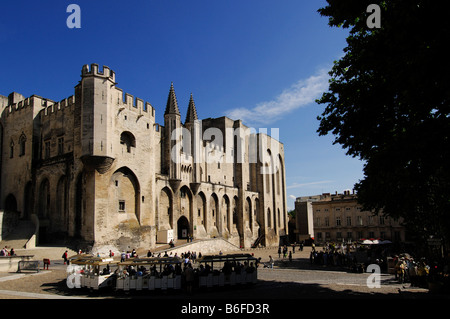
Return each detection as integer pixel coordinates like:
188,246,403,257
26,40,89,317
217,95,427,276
148,238,243,256
11,238,243,262
0,220,35,249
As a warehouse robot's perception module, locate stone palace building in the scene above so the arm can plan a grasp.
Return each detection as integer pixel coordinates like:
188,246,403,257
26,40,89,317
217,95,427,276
0,63,288,251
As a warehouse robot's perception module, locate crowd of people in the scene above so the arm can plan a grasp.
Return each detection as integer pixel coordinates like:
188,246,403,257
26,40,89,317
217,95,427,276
115,248,257,276
111,248,258,294
309,248,355,268
119,262,183,279
115,248,203,264
306,242,390,273
306,241,450,292
69,238,450,295
393,255,431,288
392,254,450,292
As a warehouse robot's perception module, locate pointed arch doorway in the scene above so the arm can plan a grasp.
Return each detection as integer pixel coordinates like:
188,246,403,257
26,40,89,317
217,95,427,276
177,216,190,240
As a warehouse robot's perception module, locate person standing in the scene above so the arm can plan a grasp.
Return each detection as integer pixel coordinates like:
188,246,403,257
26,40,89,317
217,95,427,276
269,255,274,269
283,245,287,259
62,250,68,265
184,263,195,294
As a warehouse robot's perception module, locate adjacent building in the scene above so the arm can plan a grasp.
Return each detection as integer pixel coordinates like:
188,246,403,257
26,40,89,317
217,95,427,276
294,191,406,244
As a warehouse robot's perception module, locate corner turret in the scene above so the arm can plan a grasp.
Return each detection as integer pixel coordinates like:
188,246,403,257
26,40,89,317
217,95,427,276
77,63,115,173
81,63,116,83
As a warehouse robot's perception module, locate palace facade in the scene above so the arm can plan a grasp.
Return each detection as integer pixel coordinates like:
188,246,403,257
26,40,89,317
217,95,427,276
0,64,287,251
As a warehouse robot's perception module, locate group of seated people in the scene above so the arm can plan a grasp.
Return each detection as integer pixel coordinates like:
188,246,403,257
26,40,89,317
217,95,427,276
106,258,257,280
118,263,183,279
222,260,256,275
195,260,256,277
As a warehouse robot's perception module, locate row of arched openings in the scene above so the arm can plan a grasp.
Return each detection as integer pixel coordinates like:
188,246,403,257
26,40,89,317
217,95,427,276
264,150,285,231
3,174,83,242
159,186,260,239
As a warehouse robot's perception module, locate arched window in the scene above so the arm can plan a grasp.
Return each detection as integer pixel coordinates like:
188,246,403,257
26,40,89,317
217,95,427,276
246,197,252,230
19,133,26,156
39,179,50,218
120,131,136,153
9,140,14,158
5,194,17,212
112,167,141,223
233,196,239,225
197,192,207,228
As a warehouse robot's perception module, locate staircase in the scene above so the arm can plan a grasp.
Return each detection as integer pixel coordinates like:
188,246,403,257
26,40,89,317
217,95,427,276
0,220,35,249
252,234,265,248
140,238,243,257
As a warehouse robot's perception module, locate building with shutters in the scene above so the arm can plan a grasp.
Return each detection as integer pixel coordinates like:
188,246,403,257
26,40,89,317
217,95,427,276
294,191,406,244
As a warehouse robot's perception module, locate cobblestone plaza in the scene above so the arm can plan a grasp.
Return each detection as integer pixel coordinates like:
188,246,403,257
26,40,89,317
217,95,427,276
0,246,434,300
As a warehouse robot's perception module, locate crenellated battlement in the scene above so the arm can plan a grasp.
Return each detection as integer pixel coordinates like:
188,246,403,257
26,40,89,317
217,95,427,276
81,63,115,82
42,95,75,116
2,95,49,118
2,64,156,126
114,87,155,119
81,63,155,119
1,94,77,124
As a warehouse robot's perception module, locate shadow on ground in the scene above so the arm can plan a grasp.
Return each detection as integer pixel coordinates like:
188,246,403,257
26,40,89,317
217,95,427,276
40,277,440,300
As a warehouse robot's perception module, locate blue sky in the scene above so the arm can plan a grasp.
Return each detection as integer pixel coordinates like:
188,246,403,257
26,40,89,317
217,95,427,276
0,0,364,210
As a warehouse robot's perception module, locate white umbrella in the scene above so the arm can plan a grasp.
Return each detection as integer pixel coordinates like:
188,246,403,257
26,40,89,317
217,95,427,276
362,239,374,244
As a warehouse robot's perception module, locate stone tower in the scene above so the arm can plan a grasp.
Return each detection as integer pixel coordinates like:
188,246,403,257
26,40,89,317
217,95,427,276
163,83,182,192
184,93,201,186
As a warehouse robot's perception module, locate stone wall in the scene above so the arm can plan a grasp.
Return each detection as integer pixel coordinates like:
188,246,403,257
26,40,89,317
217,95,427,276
0,255,34,273
0,210,19,242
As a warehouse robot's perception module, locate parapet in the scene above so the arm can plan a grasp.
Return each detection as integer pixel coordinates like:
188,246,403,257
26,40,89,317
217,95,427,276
1,93,76,121
81,63,115,82
0,95,8,109
1,95,45,119
42,95,75,116
81,63,154,117
7,92,25,106
114,88,155,118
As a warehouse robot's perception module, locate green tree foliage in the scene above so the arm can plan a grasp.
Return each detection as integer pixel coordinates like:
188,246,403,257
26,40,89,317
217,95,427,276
316,0,450,250
287,209,296,219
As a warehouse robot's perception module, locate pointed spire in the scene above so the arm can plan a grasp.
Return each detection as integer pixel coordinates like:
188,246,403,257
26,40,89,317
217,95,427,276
185,93,198,124
164,82,180,115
